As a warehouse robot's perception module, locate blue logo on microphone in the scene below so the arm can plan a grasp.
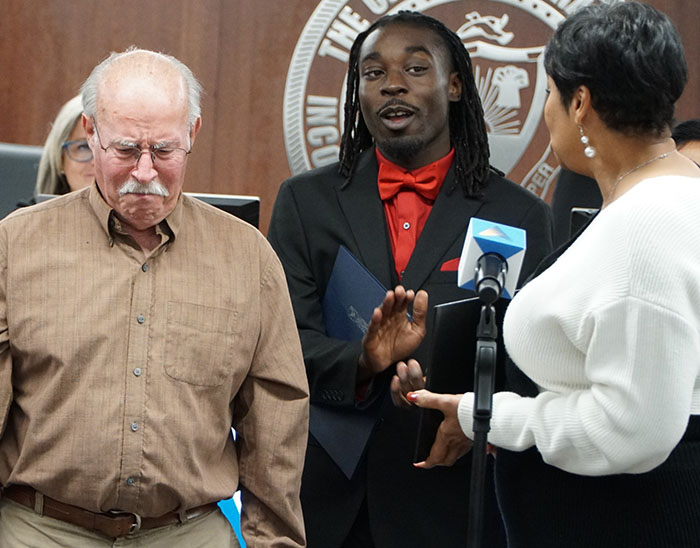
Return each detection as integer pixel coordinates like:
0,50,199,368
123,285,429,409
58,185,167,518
458,218,527,299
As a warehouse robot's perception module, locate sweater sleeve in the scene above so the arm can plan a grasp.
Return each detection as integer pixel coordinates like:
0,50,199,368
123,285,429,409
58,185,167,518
458,296,700,476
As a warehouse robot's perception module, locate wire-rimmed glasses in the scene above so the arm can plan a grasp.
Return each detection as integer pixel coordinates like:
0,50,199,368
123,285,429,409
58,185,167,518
93,121,191,169
62,140,94,163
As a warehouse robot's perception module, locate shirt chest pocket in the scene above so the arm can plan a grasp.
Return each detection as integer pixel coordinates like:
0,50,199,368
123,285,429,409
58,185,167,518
164,301,238,387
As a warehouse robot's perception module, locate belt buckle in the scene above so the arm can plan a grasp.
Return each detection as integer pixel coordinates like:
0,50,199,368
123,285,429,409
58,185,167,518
107,510,142,535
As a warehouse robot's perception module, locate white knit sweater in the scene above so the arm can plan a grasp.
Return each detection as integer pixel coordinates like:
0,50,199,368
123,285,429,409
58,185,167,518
458,175,700,476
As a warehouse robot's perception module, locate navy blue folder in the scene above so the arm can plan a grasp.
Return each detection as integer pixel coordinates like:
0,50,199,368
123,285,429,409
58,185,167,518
311,246,388,479
322,245,388,341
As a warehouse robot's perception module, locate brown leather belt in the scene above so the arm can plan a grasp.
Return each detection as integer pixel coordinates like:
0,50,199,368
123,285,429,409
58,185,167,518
1,485,218,538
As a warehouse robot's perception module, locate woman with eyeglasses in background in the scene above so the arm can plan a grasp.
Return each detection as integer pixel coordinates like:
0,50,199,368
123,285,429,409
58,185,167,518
17,95,95,208
34,94,95,196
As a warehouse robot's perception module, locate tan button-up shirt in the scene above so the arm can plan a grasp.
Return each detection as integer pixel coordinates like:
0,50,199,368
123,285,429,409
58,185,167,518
0,185,309,546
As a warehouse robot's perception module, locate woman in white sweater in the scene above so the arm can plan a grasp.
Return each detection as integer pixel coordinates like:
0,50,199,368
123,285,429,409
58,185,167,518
402,2,700,546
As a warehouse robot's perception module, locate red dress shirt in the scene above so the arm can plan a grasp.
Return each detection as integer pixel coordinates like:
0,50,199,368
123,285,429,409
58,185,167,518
376,147,455,279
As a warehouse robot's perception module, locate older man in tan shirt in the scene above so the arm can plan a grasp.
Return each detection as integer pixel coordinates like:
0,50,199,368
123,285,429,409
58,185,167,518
0,48,308,547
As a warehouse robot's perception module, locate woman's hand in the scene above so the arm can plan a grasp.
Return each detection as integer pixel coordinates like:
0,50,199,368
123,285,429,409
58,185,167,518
407,389,473,468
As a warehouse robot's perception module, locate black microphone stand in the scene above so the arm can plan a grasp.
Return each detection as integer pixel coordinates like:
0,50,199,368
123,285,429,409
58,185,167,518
467,254,504,548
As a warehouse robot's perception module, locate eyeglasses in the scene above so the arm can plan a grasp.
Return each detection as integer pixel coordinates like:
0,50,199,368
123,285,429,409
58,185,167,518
62,140,93,163
93,121,191,169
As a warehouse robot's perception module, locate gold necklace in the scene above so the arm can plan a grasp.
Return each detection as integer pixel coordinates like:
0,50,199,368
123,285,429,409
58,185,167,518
610,151,671,200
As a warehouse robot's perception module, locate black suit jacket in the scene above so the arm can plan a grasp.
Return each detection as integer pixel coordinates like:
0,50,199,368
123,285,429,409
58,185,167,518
268,149,554,548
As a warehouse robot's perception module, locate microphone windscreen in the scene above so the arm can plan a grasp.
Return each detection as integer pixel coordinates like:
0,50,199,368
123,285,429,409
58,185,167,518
457,218,527,299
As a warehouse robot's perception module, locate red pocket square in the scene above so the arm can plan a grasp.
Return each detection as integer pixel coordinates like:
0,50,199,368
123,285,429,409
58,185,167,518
440,258,460,272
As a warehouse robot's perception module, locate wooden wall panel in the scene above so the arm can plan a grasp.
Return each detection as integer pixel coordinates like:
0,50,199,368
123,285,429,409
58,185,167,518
652,0,699,118
1,1,697,233
209,1,316,229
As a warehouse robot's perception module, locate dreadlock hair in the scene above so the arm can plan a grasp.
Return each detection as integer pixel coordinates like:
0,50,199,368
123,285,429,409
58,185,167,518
338,10,491,196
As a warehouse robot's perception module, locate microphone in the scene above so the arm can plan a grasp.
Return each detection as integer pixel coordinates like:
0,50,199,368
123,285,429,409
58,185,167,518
457,218,527,304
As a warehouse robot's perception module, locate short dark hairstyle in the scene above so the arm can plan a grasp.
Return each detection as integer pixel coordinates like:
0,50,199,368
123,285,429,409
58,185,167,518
672,119,700,148
544,1,687,137
339,11,491,196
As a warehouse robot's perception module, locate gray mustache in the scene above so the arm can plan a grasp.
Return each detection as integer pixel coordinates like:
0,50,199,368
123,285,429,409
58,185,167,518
117,180,170,198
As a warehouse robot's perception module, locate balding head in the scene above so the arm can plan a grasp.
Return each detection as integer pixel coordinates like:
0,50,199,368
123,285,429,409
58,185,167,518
81,47,202,131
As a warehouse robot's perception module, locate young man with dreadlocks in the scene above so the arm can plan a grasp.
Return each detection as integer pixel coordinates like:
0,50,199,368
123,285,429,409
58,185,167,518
269,11,553,548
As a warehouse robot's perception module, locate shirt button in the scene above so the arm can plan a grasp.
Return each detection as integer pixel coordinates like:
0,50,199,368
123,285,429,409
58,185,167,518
403,222,411,230
130,422,139,432
133,368,142,377
126,477,136,486
137,314,145,324
141,263,149,272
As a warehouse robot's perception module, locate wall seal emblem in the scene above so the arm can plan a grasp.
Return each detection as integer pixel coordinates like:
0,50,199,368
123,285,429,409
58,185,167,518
284,0,602,202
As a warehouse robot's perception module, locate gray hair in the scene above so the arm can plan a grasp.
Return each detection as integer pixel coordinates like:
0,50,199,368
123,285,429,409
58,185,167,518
35,94,84,195
80,46,202,130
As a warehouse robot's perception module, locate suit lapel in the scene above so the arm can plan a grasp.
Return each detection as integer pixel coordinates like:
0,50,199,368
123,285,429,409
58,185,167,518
336,149,396,289
401,169,483,290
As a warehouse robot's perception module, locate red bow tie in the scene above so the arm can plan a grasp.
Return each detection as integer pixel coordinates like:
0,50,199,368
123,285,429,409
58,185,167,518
377,162,442,201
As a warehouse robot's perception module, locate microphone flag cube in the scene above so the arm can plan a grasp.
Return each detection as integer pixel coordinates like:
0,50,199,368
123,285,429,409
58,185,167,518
457,217,527,299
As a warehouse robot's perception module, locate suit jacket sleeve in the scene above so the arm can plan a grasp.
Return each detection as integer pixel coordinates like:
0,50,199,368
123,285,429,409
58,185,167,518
268,178,366,409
